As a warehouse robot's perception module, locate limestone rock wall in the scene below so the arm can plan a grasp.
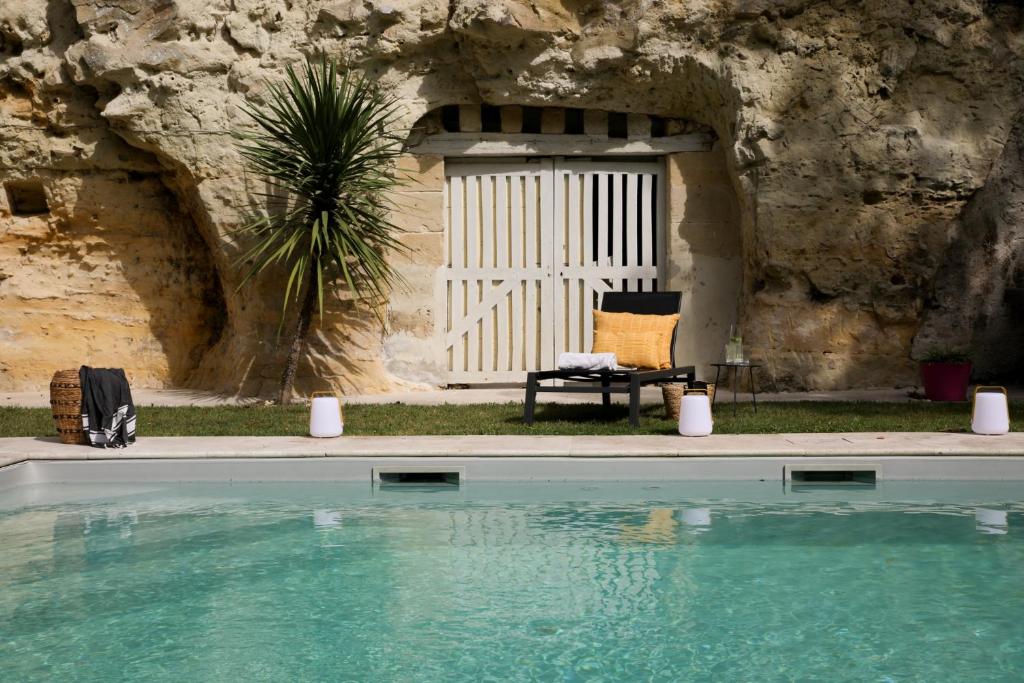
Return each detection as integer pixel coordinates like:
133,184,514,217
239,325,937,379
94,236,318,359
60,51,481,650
915,109,1024,381
1,0,1023,394
0,10,223,391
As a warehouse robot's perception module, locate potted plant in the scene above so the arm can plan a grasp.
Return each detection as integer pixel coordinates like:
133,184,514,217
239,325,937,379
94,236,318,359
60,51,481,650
919,349,972,402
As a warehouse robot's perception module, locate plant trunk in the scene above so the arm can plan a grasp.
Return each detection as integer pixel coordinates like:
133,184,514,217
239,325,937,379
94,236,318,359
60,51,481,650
278,269,319,405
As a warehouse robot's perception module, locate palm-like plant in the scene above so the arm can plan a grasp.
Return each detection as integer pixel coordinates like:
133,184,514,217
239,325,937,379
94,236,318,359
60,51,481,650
235,58,406,404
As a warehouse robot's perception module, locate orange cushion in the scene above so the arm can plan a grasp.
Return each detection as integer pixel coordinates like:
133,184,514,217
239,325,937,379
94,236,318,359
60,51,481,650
592,310,678,369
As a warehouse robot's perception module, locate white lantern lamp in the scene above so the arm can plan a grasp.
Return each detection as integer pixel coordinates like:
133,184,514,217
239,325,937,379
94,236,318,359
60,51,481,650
309,391,344,438
678,387,714,437
971,386,1009,435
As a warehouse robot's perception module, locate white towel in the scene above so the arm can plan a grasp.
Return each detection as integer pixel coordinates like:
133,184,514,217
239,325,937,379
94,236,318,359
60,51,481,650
557,352,617,371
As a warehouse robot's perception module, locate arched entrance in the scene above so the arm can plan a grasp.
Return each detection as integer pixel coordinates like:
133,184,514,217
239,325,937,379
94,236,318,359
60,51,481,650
384,104,742,387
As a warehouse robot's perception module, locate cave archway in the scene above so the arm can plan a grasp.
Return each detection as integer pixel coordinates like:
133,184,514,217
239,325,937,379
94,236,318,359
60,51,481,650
381,104,743,387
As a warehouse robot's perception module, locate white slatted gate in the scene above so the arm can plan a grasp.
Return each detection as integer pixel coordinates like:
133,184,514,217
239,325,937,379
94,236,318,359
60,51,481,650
443,158,663,383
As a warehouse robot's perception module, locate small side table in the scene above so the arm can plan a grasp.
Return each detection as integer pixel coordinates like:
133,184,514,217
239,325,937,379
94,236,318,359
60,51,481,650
710,362,761,415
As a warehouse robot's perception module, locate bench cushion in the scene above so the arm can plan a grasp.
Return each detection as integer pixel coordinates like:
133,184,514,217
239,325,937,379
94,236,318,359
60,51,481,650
591,310,679,369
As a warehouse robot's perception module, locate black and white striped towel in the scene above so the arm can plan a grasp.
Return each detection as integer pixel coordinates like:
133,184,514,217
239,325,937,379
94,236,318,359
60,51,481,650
79,366,136,448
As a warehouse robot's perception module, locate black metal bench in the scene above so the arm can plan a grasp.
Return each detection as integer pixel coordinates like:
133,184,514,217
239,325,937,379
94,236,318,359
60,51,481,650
524,291,696,427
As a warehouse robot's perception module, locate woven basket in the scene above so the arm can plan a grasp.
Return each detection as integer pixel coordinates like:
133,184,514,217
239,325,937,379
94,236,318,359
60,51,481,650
50,369,86,444
662,382,715,422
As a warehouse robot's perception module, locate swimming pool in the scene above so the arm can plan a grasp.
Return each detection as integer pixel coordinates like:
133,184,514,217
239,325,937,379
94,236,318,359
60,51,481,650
2,477,1023,681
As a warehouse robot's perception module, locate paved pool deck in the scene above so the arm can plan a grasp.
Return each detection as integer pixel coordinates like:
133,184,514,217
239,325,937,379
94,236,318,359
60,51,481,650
1,432,1022,470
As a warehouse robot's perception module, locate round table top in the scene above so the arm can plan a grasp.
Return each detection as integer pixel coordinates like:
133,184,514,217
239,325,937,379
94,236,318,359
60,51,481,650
711,361,761,368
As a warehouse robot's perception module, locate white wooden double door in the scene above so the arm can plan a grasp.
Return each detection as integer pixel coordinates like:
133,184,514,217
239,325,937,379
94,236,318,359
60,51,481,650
442,158,664,383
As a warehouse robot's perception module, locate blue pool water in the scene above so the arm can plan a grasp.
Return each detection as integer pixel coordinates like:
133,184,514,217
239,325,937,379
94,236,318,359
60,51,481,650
2,481,1024,682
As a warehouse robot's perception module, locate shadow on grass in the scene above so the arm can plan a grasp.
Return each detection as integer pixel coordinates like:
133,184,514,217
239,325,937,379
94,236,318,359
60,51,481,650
510,403,679,434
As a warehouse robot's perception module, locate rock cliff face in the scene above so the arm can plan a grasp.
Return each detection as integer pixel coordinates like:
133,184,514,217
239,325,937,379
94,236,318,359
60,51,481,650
1,0,1022,394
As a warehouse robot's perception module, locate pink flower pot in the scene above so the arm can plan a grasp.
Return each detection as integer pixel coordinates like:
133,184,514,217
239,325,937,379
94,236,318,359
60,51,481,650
920,361,972,402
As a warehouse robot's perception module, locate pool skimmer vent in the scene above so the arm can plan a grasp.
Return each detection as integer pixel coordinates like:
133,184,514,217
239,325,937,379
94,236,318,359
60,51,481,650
372,465,464,487
785,463,880,487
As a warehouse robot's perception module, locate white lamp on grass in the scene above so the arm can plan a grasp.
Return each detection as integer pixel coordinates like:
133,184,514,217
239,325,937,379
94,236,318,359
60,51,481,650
309,392,344,438
678,388,713,437
971,386,1009,435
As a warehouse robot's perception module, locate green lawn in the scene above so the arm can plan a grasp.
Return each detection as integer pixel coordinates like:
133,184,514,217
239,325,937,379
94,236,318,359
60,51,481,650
2,401,1021,437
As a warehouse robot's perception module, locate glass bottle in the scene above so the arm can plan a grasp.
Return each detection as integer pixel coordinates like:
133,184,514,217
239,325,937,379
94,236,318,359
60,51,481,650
726,324,743,364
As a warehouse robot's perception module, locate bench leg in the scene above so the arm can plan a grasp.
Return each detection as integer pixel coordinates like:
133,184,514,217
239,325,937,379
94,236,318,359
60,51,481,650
524,373,538,425
628,375,642,428
601,376,611,410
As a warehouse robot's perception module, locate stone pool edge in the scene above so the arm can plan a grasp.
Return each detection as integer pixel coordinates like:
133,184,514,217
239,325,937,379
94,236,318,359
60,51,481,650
1,432,1023,469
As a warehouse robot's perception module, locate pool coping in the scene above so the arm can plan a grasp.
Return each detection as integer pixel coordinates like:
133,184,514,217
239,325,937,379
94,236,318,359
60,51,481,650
1,432,1022,470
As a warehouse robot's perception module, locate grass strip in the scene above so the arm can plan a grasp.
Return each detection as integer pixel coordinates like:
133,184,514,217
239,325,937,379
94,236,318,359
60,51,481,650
2,401,1022,438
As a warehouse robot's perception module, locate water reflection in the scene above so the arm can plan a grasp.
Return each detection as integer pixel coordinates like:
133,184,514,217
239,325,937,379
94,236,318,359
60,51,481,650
619,508,679,544
313,510,343,528
84,510,138,539
975,508,1009,535
681,508,712,531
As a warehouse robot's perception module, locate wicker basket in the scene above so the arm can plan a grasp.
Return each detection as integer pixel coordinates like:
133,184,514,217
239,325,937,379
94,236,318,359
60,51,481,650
50,369,86,444
662,382,715,422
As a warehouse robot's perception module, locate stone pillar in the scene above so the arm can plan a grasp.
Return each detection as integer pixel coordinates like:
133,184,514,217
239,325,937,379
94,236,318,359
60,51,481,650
501,106,523,134
459,105,481,133
627,113,651,139
663,144,743,383
382,153,448,387
540,108,565,134
584,110,607,136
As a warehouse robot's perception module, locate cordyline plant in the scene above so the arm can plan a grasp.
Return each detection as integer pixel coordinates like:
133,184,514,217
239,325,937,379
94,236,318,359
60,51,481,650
234,58,406,405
